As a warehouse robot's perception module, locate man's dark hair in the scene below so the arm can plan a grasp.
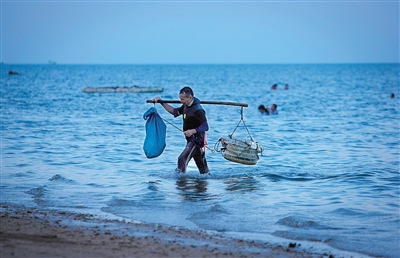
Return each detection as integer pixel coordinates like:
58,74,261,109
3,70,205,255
180,86,194,97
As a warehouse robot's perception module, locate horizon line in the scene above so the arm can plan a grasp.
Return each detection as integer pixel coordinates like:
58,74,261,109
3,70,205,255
2,62,399,66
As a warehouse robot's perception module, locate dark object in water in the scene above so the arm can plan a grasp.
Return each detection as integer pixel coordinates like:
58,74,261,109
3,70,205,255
82,86,163,93
8,71,19,75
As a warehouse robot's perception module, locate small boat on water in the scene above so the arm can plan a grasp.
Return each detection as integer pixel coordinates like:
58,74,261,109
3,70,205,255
82,86,163,93
8,71,19,75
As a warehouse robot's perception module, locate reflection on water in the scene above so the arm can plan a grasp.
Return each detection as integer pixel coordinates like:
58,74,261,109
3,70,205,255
224,176,261,193
176,177,212,202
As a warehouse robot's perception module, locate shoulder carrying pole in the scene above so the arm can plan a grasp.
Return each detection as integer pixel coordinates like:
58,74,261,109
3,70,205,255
146,100,248,107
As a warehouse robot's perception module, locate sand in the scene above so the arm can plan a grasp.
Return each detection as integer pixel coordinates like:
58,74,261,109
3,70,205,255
1,204,331,258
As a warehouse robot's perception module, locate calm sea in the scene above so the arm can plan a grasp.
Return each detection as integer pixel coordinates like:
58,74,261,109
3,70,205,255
1,64,399,257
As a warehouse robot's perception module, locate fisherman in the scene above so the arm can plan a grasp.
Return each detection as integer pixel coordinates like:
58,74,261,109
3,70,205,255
152,86,209,174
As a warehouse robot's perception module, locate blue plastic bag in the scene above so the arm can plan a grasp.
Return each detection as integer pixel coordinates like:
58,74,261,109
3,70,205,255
143,107,166,158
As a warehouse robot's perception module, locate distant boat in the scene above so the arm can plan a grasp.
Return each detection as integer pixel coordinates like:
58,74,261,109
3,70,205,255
8,71,19,75
82,86,164,93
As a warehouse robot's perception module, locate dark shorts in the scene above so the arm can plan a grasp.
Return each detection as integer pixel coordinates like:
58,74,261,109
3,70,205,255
177,141,209,174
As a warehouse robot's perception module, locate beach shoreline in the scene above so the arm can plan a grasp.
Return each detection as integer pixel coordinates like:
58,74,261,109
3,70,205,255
0,203,333,258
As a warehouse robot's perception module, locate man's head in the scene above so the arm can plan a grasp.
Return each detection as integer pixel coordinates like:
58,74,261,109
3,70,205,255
179,86,194,106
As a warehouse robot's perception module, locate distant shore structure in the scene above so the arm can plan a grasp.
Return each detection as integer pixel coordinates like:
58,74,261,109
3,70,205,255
82,86,163,93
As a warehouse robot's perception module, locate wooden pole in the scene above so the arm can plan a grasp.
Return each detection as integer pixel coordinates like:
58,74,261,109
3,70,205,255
146,99,248,107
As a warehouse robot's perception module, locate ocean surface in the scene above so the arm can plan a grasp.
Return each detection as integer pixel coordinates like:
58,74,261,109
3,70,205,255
1,64,399,257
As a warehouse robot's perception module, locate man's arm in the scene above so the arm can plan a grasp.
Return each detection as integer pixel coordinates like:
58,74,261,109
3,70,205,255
152,97,174,115
194,110,209,133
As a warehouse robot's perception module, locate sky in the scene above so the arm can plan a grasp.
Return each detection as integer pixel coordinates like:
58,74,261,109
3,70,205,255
1,0,399,64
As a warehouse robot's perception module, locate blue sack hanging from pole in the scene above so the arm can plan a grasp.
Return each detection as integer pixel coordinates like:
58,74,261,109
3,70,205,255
143,107,167,158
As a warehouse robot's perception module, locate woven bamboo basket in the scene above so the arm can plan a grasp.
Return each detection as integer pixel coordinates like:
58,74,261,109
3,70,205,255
218,137,263,165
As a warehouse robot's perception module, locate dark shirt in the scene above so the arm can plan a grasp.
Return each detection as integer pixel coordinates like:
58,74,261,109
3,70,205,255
173,97,209,143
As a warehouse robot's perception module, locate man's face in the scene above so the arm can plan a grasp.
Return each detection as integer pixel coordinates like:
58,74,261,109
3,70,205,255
179,93,193,106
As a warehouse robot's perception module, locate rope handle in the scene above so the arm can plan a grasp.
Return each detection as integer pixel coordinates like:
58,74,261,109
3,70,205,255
159,115,215,153
229,107,254,142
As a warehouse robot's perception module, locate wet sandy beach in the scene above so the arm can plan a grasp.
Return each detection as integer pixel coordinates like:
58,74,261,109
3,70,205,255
0,204,329,258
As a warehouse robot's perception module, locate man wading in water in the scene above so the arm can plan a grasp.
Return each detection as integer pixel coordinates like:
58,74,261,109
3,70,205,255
152,86,210,174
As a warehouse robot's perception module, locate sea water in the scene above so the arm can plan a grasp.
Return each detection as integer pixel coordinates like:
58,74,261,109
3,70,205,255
1,64,399,257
